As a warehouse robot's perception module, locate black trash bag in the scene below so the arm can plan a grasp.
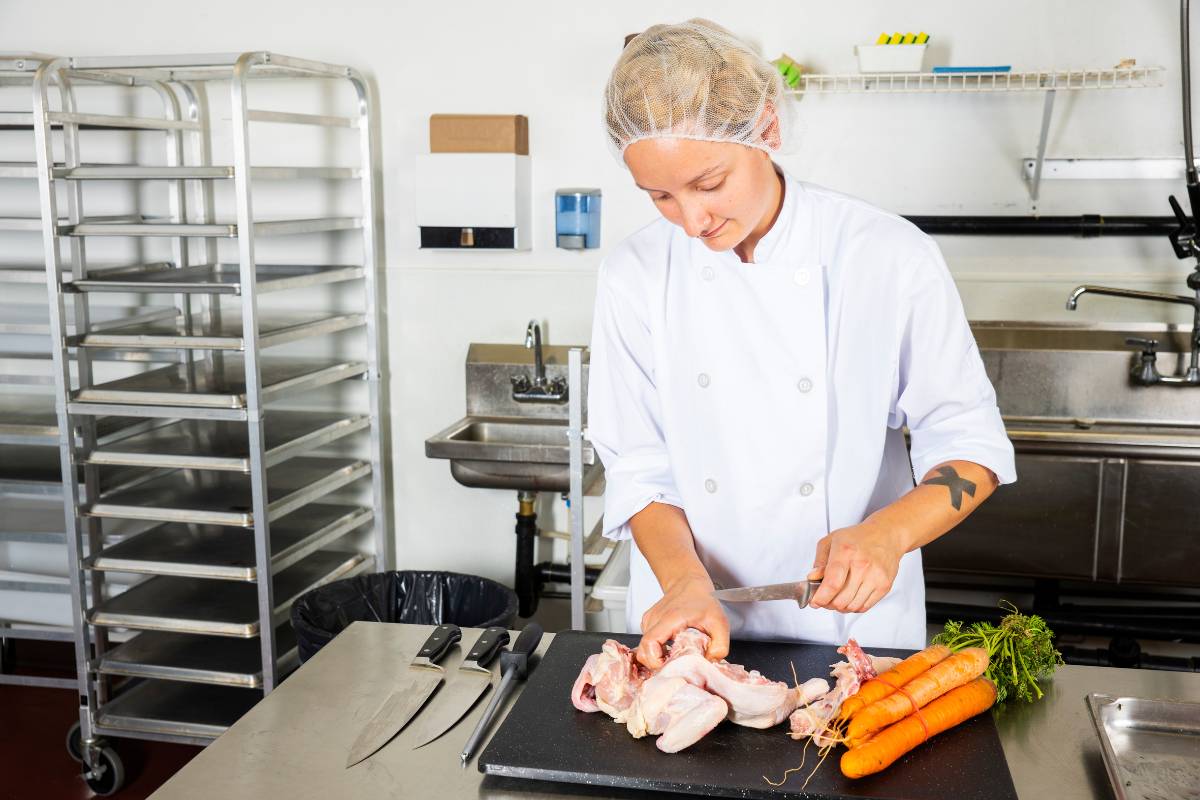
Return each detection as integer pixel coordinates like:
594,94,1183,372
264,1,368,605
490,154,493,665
290,570,519,663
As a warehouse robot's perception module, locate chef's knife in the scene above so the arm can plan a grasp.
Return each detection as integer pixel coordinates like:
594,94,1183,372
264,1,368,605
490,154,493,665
345,623,461,768
712,579,821,607
408,626,510,749
460,622,543,766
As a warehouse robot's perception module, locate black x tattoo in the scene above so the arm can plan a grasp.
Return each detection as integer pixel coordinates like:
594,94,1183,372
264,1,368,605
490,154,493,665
922,466,977,511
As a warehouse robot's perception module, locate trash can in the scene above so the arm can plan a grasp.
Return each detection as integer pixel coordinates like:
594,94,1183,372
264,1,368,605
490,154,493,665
290,570,519,663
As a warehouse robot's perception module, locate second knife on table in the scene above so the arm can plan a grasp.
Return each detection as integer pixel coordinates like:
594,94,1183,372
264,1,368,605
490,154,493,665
408,626,510,749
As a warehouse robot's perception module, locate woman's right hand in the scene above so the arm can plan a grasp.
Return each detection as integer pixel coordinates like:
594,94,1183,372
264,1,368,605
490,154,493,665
636,573,730,670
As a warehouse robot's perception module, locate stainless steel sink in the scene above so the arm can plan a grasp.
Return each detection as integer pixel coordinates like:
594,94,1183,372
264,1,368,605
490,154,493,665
426,342,600,492
426,416,598,492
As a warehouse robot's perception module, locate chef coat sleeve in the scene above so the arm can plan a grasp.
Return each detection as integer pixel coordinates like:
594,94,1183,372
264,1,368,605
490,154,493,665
587,261,684,541
892,240,1017,486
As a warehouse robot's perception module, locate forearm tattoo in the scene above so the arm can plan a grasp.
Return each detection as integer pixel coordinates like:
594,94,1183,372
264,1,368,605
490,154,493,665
921,466,977,511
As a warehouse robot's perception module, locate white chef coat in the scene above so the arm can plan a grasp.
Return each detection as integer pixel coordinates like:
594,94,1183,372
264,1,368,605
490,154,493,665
587,169,1016,650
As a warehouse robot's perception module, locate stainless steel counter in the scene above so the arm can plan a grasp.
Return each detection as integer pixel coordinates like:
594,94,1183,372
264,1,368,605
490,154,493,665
149,623,1200,799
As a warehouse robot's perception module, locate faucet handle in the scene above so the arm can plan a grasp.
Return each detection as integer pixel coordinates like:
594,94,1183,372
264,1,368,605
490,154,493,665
1167,195,1199,260
1125,336,1159,354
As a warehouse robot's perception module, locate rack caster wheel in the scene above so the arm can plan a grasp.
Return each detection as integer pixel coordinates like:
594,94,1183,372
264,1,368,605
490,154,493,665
82,745,124,796
66,721,84,764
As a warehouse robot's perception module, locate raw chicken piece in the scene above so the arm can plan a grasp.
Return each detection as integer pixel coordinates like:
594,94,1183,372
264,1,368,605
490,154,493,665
788,638,893,746
571,639,648,720
626,675,729,753
572,628,824,752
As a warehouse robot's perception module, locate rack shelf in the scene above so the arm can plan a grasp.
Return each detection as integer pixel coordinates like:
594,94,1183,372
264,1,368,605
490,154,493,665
69,262,365,295
787,66,1165,94
97,626,298,688
85,412,369,471
62,217,362,238
73,356,367,409
95,680,261,742
86,457,371,527
88,549,371,636
73,310,365,351
87,505,373,580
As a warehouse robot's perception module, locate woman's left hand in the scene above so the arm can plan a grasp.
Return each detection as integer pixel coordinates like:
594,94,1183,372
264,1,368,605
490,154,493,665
805,519,906,614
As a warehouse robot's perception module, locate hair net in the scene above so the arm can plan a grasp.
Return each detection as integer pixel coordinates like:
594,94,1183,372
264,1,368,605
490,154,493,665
603,19,791,163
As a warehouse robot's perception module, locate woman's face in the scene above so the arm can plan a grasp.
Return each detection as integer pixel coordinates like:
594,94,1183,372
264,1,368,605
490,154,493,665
624,137,778,252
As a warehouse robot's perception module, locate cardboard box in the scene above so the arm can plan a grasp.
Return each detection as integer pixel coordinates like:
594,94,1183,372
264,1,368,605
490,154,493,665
429,114,529,155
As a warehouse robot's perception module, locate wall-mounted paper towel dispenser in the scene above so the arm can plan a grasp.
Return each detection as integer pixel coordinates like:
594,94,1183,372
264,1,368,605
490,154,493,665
415,153,532,250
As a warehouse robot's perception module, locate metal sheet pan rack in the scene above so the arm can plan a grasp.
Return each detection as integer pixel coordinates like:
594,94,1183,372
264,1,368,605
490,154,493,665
28,52,390,790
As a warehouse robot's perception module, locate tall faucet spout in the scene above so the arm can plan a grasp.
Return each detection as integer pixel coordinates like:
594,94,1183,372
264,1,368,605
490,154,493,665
524,320,546,385
1066,284,1199,312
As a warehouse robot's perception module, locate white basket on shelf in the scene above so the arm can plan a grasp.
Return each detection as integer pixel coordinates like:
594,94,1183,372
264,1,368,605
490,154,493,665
855,44,927,73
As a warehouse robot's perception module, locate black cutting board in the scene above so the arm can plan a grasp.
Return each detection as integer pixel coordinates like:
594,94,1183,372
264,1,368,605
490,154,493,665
479,631,1018,800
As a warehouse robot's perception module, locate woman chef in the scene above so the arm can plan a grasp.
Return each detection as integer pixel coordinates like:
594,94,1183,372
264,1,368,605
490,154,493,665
588,19,1016,670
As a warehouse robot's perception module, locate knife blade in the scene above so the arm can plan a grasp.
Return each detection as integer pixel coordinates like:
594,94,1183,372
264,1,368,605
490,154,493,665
460,622,543,766
408,626,510,749
712,579,821,607
345,623,461,768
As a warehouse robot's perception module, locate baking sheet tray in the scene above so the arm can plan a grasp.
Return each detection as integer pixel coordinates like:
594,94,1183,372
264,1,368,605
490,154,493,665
1086,693,1200,800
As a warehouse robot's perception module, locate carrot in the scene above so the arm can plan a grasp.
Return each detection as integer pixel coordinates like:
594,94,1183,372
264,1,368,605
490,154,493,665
845,647,988,745
840,677,996,778
838,644,952,722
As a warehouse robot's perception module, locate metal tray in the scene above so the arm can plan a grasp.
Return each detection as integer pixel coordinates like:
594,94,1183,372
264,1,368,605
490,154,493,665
73,356,367,408
0,265,54,285
74,309,365,351
0,496,67,544
0,444,68,490
69,263,364,294
0,393,57,444
0,394,161,446
1086,693,1200,800
86,411,368,471
86,456,371,526
87,504,372,580
98,626,298,687
96,679,261,741
0,303,177,337
88,549,371,636
62,216,361,239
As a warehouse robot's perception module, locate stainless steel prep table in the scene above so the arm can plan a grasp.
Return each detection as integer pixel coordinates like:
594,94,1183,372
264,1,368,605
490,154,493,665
148,623,1200,800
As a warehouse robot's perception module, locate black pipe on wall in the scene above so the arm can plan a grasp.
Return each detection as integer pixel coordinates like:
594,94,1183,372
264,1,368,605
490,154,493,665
904,215,1178,237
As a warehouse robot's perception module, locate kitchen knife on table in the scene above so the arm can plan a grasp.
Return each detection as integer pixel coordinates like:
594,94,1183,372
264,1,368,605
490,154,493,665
712,579,822,607
345,623,461,768
460,622,544,765
408,626,510,749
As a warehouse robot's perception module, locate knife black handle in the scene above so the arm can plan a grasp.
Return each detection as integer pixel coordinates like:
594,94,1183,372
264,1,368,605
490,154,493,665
499,622,543,680
466,627,510,667
416,624,461,663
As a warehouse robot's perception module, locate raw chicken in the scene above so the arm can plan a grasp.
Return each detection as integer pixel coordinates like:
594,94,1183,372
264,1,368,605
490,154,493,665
571,639,649,718
572,629,827,753
787,639,902,746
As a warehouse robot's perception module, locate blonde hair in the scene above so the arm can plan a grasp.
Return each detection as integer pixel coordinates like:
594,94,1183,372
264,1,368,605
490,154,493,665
603,19,789,161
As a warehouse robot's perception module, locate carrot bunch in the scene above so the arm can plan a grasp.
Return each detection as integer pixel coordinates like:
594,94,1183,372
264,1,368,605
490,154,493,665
837,644,996,779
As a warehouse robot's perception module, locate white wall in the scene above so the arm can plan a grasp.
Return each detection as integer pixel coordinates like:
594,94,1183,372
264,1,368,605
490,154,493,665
4,0,1198,589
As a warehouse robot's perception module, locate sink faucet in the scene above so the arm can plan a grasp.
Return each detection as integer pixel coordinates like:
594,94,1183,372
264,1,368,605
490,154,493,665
512,320,569,403
1066,284,1200,385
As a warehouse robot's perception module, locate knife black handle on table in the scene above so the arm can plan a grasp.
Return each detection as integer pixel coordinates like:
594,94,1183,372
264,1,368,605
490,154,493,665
416,624,461,663
465,627,510,668
498,622,543,679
